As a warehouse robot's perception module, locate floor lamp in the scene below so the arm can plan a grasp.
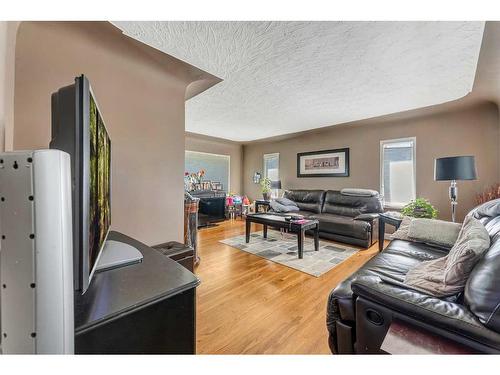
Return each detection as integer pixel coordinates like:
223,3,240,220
434,156,477,222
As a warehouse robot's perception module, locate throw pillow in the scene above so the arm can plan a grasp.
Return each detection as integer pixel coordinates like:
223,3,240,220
408,218,462,248
391,216,412,241
275,197,298,207
404,216,490,297
269,200,299,213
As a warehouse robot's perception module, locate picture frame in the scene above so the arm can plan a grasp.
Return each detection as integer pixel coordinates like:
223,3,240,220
297,148,349,177
211,181,222,191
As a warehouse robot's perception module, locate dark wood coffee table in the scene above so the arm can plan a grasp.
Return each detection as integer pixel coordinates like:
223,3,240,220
245,213,319,259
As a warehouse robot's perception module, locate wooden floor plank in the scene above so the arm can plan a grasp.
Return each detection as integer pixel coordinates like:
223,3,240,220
195,219,380,354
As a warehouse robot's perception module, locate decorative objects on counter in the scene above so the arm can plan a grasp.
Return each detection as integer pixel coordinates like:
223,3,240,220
401,198,438,219
211,181,223,191
185,169,205,185
184,169,225,193
434,155,477,222
297,148,349,177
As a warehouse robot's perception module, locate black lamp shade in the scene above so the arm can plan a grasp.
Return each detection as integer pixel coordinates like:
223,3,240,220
270,180,282,189
434,156,477,181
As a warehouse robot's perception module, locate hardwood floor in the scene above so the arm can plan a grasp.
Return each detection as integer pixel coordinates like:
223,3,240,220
194,219,381,354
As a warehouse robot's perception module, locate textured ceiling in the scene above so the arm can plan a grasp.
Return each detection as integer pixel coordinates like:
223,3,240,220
114,21,485,141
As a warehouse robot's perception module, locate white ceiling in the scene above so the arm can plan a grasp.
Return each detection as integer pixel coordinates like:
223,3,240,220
115,21,485,142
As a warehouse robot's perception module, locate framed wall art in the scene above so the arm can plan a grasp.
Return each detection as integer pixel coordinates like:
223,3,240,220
297,148,349,177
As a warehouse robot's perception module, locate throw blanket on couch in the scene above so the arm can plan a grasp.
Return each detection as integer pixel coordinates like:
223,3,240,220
404,216,490,297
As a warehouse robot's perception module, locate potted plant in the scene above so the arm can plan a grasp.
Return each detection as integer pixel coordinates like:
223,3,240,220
401,198,438,219
260,177,272,201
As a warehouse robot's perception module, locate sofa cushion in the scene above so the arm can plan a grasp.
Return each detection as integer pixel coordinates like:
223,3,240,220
283,190,325,214
322,190,383,217
293,210,315,218
394,216,460,249
312,213,371,240
408,218,462,248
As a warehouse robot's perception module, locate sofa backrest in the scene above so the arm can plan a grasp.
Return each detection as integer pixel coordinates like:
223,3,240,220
283,190,325,214
322,190,384,217
465,198,500,333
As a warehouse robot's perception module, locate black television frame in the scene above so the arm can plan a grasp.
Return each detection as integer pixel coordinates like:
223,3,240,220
50,74,111,293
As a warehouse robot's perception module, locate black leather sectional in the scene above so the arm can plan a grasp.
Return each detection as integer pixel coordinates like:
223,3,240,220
282,190,384,248
326,198,500,354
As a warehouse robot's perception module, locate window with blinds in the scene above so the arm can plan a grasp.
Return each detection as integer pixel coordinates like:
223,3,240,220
380,138,416,208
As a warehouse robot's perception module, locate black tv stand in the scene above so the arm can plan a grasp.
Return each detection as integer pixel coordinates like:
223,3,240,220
74,231,200,354
190,190,226,227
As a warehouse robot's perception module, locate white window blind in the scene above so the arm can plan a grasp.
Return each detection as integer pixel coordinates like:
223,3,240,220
380,138,416,207
263,153,280,198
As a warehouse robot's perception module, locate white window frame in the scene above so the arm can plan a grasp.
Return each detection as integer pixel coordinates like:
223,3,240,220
380,137,416,209
263,153,280,198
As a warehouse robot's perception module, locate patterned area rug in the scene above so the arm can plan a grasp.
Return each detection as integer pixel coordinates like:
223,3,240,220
220,230,359,277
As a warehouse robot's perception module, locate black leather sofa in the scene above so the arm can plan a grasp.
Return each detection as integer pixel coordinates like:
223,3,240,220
282,190,384,248
326,198,500,354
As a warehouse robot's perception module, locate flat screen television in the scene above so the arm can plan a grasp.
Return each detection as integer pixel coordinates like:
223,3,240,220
50,75,111,294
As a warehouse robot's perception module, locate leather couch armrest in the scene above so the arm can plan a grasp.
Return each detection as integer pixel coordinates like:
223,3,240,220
354,213,379,222
351,276,500,349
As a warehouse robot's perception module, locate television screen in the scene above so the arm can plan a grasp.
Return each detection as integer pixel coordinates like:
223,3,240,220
88,92,111,274
50,75,112,293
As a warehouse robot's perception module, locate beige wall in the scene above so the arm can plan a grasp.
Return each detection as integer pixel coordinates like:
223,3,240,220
0,22,6,152
0,22,19,152
243,102,500,221
185,132,243,194
13,22,212,245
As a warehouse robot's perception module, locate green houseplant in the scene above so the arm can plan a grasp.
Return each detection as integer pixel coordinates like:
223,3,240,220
260,177,272,200
401,198,438,219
